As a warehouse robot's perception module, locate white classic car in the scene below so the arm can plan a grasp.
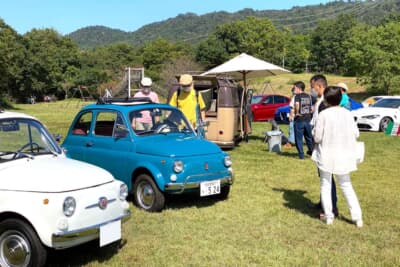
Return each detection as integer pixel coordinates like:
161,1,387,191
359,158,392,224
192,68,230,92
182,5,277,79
0,110,130,267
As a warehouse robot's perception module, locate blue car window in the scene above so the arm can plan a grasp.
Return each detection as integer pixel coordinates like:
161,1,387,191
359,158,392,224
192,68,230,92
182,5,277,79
94,112,117,137
72,111,92,135
263,96,274,104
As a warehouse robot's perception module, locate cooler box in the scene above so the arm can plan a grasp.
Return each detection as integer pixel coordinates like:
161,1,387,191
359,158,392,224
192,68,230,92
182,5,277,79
265,130,282,152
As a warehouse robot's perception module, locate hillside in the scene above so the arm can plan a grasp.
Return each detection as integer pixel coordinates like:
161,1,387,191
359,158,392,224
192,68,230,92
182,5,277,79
68,0,399,49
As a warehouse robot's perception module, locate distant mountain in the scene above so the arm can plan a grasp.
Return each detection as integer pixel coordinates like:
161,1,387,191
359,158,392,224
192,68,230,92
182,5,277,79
67,26,130,48
67,0,400,49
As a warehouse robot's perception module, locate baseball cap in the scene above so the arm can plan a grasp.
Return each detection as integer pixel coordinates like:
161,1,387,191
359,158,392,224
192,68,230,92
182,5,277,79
141,77,152,87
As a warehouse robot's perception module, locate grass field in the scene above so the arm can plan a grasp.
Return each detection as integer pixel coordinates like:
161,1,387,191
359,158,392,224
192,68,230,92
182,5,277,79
7,97,399,267
6,71,399,267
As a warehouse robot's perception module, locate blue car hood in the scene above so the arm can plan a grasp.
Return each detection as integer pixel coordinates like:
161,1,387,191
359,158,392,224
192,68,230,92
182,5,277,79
135,135,222,157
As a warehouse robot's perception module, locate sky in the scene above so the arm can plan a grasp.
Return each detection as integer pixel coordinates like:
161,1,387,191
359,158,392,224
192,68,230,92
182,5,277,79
0,0,331,35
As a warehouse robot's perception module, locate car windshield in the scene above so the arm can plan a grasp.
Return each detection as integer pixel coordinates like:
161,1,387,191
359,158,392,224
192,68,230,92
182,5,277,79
372,98,400,108
129,107,195,136
251,95,263,104
0,118,61,162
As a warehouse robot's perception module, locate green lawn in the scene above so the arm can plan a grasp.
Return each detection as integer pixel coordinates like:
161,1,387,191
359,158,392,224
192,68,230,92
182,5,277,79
10,100,400,266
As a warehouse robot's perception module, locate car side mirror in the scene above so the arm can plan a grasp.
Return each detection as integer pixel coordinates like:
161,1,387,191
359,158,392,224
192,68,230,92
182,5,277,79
53,134,62,143
199,120,210,127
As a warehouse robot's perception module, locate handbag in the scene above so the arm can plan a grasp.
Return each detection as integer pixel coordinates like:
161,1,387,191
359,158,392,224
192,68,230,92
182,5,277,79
356,141,365,164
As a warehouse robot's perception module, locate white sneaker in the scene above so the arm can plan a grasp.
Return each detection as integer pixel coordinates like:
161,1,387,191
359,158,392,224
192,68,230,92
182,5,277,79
355,220,363,228
325,218,334,225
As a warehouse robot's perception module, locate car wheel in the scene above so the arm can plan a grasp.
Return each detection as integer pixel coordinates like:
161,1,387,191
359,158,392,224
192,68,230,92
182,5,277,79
133,174,165,212
0,218,47,267
214,186,230,200
379,116,393,132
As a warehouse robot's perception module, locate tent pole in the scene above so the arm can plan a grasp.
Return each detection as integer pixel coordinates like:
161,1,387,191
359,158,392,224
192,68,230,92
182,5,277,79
240,71,247,139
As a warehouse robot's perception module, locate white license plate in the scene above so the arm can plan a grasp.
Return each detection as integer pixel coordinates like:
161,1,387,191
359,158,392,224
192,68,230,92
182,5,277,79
100,220,121,247
200,180,221,197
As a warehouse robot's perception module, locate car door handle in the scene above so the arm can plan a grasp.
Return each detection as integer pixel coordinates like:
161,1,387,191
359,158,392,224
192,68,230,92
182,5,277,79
86,141,94,147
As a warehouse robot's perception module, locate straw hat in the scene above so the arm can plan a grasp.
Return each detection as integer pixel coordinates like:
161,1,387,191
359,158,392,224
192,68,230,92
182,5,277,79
179,74,193,86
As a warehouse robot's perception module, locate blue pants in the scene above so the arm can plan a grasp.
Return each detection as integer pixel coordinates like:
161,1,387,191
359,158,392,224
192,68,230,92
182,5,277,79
294,120,313,159
288,121,295,144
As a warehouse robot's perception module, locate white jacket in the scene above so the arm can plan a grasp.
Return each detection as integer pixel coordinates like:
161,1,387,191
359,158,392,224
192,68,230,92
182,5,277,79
311,106,360,174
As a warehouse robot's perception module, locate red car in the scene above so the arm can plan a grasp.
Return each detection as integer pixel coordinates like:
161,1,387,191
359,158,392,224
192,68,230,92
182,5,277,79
250,94,291,121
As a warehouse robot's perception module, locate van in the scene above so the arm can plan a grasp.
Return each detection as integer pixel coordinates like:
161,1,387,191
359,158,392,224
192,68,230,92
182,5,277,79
168,75,251,149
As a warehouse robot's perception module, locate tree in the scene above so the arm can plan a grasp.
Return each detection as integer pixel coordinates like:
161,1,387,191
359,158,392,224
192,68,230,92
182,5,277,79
345,22,400,95
284,34,311,73
309,14,358,74
138,38,194,82
159,57,203,98
196,17,286,68
21,29,80,101
0,19,26,101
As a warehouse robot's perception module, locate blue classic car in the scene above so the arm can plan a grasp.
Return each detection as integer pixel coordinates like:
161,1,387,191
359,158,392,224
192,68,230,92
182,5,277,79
62,98,234,211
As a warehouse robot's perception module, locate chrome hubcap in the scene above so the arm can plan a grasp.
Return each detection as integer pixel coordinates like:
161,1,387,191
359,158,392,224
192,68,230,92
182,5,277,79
137,182,155,209
0,231,31,267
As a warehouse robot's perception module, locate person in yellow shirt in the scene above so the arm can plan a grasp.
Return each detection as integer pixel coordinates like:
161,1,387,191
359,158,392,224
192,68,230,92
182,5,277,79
168,74,206,127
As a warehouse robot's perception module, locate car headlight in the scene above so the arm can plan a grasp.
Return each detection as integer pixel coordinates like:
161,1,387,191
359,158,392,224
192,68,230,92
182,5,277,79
224,155,232,167
362,114,380,119
173,160,183,173
119,183,129,201
63,197,76,217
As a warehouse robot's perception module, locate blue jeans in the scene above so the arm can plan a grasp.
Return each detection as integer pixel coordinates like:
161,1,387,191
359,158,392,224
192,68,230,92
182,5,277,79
294,120,313,159
288,121,295,144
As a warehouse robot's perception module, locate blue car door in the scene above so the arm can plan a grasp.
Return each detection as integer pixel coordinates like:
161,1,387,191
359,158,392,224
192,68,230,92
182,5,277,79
84,110,133,183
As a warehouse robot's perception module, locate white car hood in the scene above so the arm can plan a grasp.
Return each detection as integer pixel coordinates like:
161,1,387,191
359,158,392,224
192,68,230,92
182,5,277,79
0,155,114,192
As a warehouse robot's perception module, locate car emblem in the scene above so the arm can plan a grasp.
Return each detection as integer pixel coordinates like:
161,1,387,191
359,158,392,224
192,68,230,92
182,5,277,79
98,197,108,209
204,162,209,170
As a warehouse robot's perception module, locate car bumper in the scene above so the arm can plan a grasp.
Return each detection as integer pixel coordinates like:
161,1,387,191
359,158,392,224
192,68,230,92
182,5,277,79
51,209,131,249
354,117,379,131
164,172,234,194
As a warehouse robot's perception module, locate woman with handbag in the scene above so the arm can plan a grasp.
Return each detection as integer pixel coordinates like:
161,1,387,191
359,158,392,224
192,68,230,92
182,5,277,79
311,86,363,227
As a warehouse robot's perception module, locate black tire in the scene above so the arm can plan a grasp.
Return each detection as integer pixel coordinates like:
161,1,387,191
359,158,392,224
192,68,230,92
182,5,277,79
0,218,47,267
379,117,393,132
133,174,165,212
214,186,230,200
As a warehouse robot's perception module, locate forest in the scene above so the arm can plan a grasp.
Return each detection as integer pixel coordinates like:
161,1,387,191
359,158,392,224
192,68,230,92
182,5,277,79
1,0,400,105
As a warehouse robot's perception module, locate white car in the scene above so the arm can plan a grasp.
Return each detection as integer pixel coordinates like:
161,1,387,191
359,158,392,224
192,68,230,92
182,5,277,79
0,110,130,267
352,96,400,132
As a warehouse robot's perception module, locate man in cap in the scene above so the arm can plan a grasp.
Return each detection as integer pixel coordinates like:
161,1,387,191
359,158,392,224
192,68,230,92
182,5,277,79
132,77,159,130
168,74,206,127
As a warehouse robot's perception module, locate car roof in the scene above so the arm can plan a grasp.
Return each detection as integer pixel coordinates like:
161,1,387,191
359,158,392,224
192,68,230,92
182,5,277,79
373,96,400,101
0,110,37,120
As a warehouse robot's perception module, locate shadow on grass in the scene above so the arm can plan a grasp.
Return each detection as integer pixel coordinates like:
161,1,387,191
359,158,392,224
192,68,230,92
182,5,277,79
272,187,319,219
164,192,223,210
126,193,221,211
46,238,127,266
277,151,300,159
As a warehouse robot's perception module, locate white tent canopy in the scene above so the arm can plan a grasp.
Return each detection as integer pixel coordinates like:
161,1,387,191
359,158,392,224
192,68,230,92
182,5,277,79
201,52,290,81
